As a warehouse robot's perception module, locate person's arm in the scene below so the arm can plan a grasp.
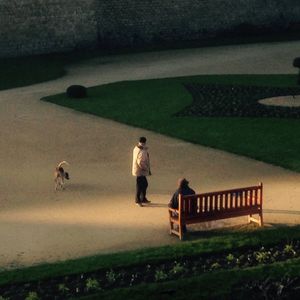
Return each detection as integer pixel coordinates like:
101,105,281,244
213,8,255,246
169,191,179,209
168,193,175,207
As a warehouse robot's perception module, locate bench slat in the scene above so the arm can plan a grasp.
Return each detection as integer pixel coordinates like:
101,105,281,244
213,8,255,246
225,193,228,210
204,196,208,213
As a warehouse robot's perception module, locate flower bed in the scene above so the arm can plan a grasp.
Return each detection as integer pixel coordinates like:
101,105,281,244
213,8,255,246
1,240,299,299
234,275,300,299
180,84,300,118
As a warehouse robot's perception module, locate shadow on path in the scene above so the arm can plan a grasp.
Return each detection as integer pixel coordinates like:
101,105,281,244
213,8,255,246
265,209,300,215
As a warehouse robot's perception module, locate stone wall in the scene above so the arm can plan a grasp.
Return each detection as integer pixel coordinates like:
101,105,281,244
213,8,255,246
96,0,300,48
0,0,97,57
0,0,300,57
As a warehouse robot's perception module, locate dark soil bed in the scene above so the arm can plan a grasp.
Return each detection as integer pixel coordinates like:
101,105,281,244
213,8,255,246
179,84,300,118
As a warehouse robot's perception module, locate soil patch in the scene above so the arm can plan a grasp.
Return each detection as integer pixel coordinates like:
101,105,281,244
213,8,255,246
180,84,300,118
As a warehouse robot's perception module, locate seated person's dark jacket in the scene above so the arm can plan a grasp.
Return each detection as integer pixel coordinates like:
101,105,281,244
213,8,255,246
169,186,196,209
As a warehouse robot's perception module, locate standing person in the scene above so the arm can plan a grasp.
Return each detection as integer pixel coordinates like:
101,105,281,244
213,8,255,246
132,137,151,206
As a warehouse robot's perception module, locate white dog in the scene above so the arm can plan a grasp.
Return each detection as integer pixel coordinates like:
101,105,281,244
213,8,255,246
54,161,70,190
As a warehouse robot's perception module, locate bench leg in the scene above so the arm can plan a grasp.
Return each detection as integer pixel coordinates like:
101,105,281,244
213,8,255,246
179,224,183,240
169,218,181,238
169,219,174,235
259,212,264,227
248,214,253,224
248,213,263,227
178,223,186,240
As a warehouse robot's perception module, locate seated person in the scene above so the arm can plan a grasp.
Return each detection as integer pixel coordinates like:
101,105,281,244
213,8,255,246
169,178,196,209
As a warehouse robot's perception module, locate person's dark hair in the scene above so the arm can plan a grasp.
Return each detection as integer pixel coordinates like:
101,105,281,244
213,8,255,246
139,136,147,143
178,178,189,189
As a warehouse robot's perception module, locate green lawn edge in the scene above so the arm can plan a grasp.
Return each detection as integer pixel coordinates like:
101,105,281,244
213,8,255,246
76,258,300,300
0,225,299,287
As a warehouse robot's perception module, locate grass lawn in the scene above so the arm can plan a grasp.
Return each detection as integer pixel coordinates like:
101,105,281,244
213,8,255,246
43,74,300,172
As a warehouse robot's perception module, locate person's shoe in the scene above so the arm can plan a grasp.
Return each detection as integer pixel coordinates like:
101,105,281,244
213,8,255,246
136,202,143,207
142,199,151,203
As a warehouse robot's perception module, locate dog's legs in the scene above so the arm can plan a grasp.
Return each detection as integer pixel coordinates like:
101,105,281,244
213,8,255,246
61,178,65,190
54,177,63,191
54,173,68,191
56,177,64,190
54,178,58,191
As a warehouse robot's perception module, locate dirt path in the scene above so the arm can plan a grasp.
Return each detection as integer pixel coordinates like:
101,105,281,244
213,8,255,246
1,41,300,269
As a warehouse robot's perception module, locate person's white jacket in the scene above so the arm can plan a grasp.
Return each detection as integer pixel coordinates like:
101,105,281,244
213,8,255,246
132,143,151,176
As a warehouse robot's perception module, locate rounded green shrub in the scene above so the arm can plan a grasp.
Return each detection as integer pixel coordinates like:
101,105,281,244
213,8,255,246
293,57,300,68
66,85,87,98
293,57,300,84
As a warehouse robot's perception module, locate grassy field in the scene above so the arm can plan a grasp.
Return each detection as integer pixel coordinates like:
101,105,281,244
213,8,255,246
44,74,300,172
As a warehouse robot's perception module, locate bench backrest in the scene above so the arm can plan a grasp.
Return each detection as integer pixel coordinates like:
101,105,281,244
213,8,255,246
179,183,263,219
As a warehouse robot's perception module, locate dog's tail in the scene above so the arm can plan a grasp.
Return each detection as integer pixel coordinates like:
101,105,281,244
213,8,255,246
57,161,70,168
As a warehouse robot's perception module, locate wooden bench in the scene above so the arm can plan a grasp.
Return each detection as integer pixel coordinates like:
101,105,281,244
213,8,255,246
169,183,263,240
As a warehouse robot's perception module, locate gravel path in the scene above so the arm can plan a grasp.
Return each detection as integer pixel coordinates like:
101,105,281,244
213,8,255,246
259,95,300,107
0,41,300,269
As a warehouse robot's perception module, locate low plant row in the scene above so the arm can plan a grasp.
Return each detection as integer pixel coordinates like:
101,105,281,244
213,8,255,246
83,261,300,300
235,275,300,299
0,240,299,300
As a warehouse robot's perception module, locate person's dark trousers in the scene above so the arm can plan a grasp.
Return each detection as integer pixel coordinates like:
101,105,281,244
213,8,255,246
136,176,148,203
